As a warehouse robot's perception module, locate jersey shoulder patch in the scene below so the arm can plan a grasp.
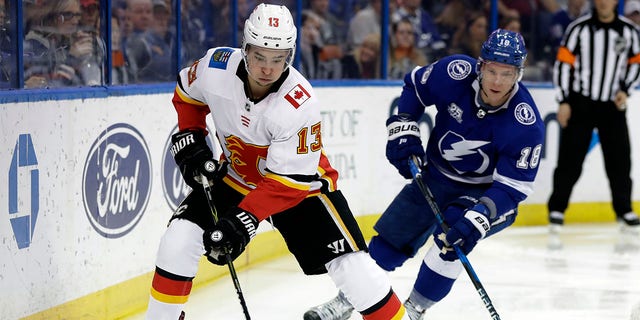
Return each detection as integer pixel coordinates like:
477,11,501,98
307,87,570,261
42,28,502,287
284,84,311,109
419,61,436,84
513,102,536,125
209,47,234,69
446,59,473,80
187,59,200,86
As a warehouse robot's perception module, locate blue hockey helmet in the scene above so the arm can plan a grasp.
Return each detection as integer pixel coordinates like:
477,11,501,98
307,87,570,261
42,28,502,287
479,29,527,69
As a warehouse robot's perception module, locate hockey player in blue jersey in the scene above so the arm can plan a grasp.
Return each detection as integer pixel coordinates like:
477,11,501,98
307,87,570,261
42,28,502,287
305,29,545,320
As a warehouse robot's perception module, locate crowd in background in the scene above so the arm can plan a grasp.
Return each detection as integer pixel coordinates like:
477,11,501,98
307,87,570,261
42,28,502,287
1,0,640,88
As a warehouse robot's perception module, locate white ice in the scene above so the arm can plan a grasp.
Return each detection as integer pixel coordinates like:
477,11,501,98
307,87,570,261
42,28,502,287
126,223,640,319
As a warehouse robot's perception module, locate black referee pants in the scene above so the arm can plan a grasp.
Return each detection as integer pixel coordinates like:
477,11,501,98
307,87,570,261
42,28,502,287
548,94,633,217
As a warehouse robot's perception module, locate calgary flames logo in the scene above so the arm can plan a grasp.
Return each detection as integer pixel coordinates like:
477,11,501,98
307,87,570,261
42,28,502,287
187,59,199,86
224,135,268,186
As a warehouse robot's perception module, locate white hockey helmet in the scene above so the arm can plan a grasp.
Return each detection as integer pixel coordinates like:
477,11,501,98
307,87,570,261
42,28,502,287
242,3,297,70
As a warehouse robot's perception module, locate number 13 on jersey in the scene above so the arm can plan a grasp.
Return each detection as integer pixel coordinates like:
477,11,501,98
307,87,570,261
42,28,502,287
297,122,322,154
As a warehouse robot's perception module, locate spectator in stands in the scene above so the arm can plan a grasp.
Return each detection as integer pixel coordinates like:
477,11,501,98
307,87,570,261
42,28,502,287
122,0,152,51
236,0,254,43
388,18,428,79
113,0,131,40
78,0,106,85
126,0,153,34
148,0,175,80
125,0,175,83
111,13,129,84
329,0,368,24
546,0,588,65
0,0,6,32
346,0,381,52
500,16,522,32
307,0,346,79
625,0,640,26
493,0,560,63
391,0,446,61
0,0,14,88
203,0,234,48
180,0,207,67
73,30,104,86
113,0,128,28
23,0,103,88
119,0,143,81
449,11,487,59
423,0,449,18
490,0,520,20
79,0,99,34
433,0,468,48
299,9,322,78
309,0,348,44
342,32,380,79
24,0,69,88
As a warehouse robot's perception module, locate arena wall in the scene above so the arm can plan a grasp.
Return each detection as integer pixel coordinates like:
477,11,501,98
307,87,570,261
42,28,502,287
2,85,639,319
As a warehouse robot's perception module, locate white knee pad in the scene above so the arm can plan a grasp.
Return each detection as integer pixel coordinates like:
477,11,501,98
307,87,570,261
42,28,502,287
424,244,463,279
155,219,205,277
326,251,391,312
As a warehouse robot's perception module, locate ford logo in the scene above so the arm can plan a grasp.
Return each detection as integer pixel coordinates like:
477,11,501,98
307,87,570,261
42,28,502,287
82,123,152,238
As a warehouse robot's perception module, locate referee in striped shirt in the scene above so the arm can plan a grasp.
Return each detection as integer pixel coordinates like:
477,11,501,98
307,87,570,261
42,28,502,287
548,0,640,232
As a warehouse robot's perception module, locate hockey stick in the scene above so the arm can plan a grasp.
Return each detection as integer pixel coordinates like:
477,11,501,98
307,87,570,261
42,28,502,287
201,175,252,320
408,155,501,320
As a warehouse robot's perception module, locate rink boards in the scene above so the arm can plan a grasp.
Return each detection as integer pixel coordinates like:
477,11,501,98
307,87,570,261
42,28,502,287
2,85,640,319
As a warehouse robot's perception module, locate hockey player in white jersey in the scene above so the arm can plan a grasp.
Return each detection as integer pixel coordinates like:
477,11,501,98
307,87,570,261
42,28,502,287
305,29,545,319
145,3,409,320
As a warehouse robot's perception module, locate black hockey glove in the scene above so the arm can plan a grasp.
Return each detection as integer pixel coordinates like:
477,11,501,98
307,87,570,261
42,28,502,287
386,114,425,179
170,130,224,189
434,199,490,261
203,207,259,266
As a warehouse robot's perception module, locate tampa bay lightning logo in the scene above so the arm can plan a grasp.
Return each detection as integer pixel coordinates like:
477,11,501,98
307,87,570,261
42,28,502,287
514,103,536,125
161,125,217,211
439,131,490,174
82,123,152,238
447,60,472,80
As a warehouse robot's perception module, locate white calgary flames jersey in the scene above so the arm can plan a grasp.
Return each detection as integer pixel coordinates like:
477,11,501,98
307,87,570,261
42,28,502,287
172,47,338,220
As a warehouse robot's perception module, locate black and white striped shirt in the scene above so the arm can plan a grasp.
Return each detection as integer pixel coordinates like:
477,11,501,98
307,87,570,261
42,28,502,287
554,13,640,103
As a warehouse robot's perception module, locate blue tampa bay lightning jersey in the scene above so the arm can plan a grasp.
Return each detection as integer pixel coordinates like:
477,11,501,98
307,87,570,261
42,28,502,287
397,54,545,217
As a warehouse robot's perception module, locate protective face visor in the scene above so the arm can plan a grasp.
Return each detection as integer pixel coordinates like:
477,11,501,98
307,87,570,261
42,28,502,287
243,45,294,75
476,58,522,84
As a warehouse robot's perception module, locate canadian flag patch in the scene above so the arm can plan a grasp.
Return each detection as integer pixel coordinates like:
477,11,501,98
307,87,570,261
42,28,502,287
284,84,311,108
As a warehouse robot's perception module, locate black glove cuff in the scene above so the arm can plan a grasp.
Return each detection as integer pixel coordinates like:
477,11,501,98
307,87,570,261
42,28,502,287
170,130,212,163
227,207,259,241
170,130,216,189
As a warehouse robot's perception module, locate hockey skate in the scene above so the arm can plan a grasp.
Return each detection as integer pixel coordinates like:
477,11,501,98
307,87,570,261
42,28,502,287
304,291,354,320
548,211,564,234
404,298,425,320
619,212,640,235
